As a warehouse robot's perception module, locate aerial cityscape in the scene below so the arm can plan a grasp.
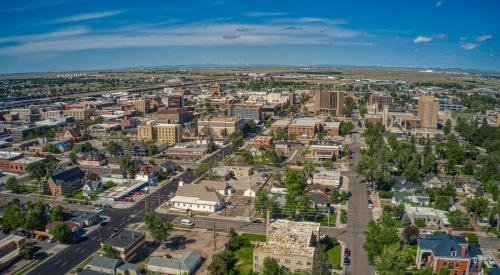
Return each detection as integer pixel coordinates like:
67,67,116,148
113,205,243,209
0,1,499,275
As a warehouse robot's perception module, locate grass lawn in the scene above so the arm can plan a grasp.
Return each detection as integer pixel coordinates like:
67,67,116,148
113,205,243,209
240,233,266,242
327,245,342,270
234,245,254,274
319,213,336,227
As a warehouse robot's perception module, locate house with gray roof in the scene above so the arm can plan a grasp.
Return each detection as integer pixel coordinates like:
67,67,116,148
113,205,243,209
392,192,430,207
86,255,122,274
104,230,145,262
146,251,203,275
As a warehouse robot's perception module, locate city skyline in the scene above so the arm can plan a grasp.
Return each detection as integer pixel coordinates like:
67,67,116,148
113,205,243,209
0,0,499,73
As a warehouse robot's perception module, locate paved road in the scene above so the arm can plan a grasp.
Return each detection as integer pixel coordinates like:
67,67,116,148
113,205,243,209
339,114,374,275
25,145,235,275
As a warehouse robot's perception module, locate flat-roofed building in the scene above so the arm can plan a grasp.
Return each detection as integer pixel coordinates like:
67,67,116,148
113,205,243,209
155,123,180,145
104,230,145,262
270,119,290,132
288,118,318,140
314,90,345,115
253,220,320,273
0,151,45,172
152,108,191,123
323,121,340,137
229,103,263,121
417,96,439,129
63,108,93,121
309,140,342,160
312,168,342,187
197,117,246,138
133,99,150,113
137,121,181,145
369,93,393,109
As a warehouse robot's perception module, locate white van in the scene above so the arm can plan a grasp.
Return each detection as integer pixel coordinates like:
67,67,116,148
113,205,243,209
180,219,194,226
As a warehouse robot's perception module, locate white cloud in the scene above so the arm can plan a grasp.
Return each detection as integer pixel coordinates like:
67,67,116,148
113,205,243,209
0,27,89,43
460,43,478,50
245,12,288,17
0,22,365,55
475,34,492,42
435,0,444,7
50,10,124,24
413,36,433,43
271,17,347,25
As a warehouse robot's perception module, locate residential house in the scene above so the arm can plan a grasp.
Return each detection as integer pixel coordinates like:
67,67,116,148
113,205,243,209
307,192,330,211
82,180,104,198
79,151,107,167
392,176,424,193
45,221,82,242
86,255,122,274
312,168,342,188
416,233,484,275
48,167,86,196
104,229,145,262
404,205,450,229
146,251,203,275
423,174,447,189
392,192,430,207
134,164,160,184
69,210,100,227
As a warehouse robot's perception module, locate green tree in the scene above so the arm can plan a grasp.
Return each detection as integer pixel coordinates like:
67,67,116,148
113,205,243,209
50,223,72,244
207,250,236,275
438,267,450,275
443,119,452,135
18,242,36,260
464,196,490,218
101,243,118,258
463,232,479,244
119,154,136,178
421,138,436,174
50,205,64,222
312,244,331,275
403,155,421,184
363,215,400,263
68,151,78,164
415,267,434,275
402,225,419,244
373,244,413,275
225,229,249,252
446,210,469,228
342,97,356,117
1,203,24,229
147,140,157,156
103,140,119,157
340,121,354,135
229,129,244,150
23,201,47,231
461,159,476,175
145,213,173,243
6,176,24,194
262,257,281,275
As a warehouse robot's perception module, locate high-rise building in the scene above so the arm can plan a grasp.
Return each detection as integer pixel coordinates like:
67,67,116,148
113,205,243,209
152,108,192,124
197,117,246,138
417,96,439,129
228,103,263,121
314,90,345,115
166,95,184,108
369,93,393,109
133,99,151,113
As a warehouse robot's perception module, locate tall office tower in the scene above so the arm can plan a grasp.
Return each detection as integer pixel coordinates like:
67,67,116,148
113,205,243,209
417,96,439,129
314,90,345,115
133,99,151,113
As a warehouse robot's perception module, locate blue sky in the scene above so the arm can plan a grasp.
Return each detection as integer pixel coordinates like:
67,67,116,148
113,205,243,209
0,0,498,73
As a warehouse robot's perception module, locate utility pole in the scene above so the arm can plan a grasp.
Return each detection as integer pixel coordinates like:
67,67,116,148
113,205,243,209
144,195,148,214
213,223,216,250
327,208,330,227
225,207,229,232
266,210,270,241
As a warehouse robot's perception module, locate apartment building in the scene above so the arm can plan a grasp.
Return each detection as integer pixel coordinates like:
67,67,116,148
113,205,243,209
104,230,146,262
314,90,345,115
323,121,340,137
197,117,246,138
166,94,184,108
152,108,191,123
253,220,320,273
137,121,180,145
63,108,93,121
417,96,439,129
133,99,151,113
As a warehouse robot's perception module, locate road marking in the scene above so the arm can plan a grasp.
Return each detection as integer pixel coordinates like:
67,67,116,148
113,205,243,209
55,260,61,265
91,236,96,240
80,249,86,253
74,247,80,252
61,261,67,267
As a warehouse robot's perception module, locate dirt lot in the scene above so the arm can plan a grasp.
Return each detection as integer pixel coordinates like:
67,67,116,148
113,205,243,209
150,229,228,275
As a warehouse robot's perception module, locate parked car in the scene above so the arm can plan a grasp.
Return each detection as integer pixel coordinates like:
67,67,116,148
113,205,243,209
47,237,56,243
344,256,351,265
181,219,194,226
487,256,496,266
344,248,351,256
